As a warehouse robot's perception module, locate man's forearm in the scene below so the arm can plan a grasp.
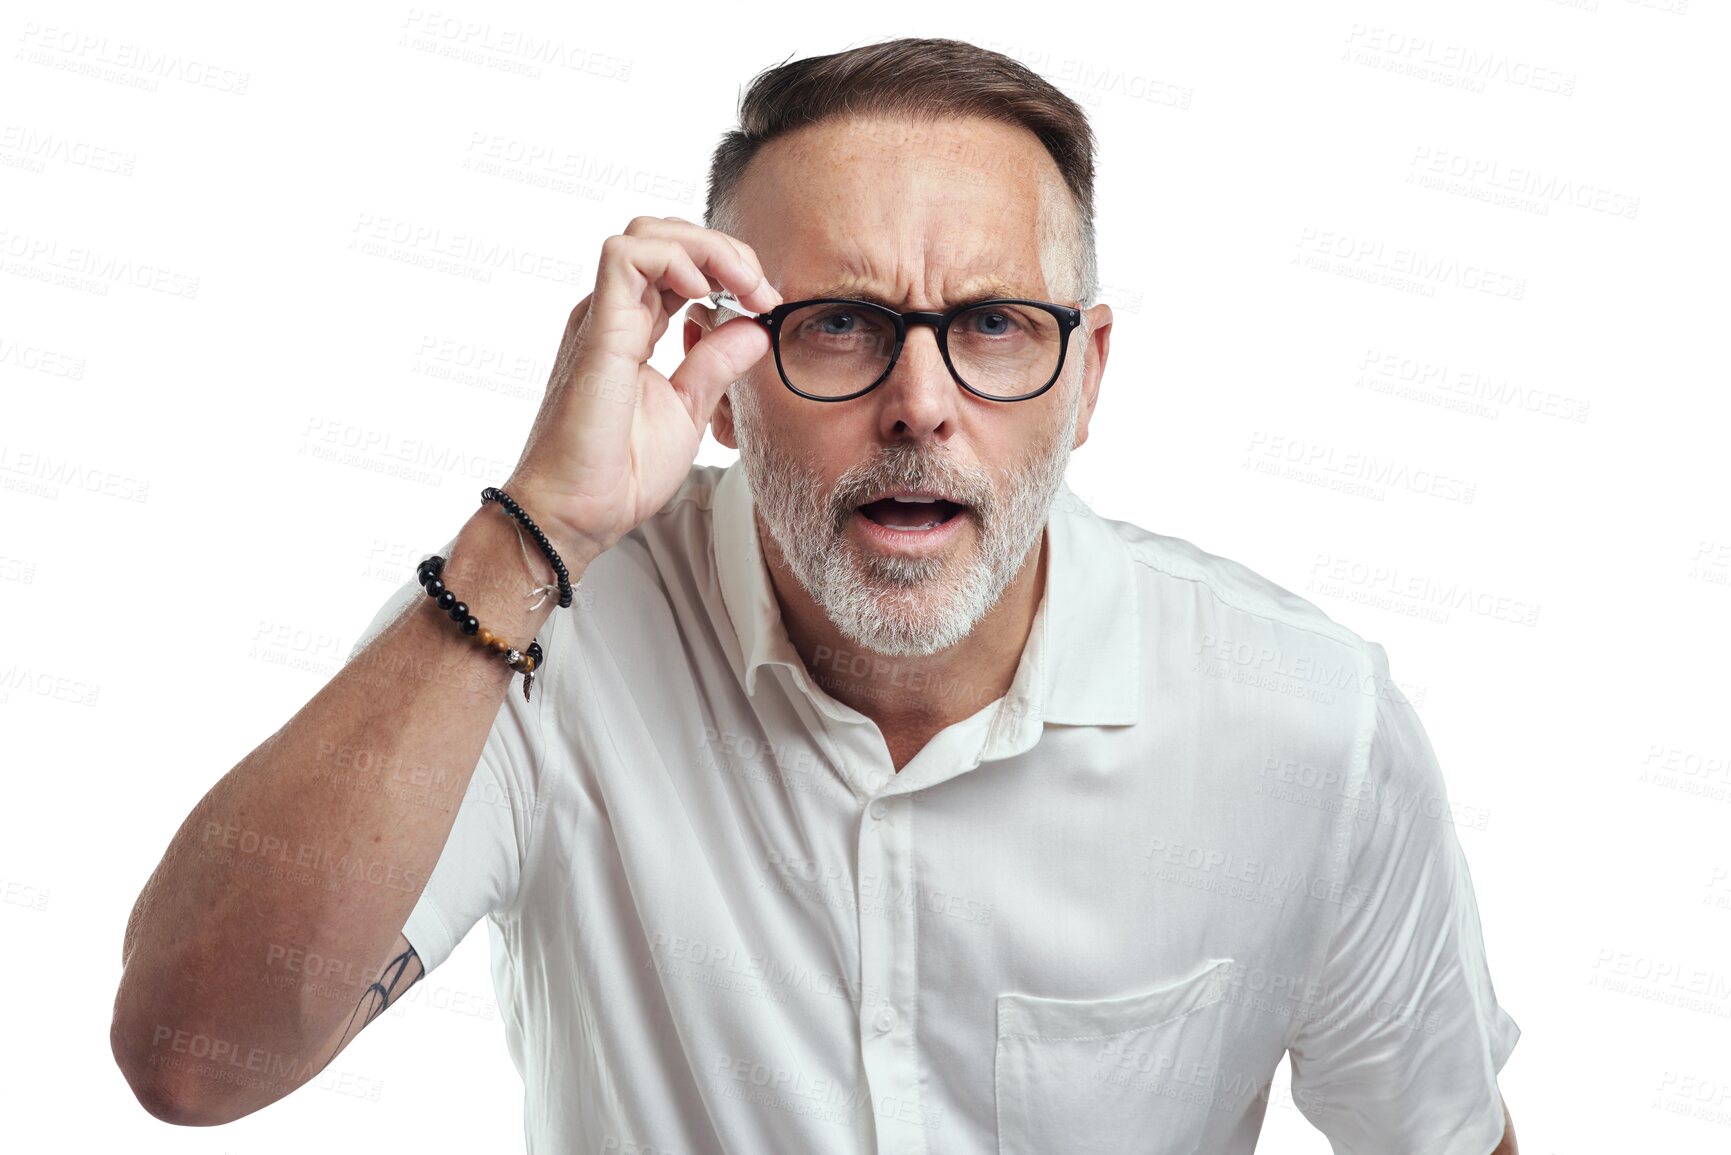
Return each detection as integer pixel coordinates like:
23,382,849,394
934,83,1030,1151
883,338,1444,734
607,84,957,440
1492,1093,1518,1154
110,503,568,1122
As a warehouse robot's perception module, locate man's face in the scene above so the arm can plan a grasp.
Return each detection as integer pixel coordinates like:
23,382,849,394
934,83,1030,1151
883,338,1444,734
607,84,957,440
708,114,1108,659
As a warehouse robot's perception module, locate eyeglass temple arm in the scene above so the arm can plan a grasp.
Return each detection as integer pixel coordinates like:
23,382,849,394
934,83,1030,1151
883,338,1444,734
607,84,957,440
705,290,765,319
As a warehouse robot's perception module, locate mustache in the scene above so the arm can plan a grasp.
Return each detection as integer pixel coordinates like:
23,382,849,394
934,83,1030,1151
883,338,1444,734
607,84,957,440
830,457,991,515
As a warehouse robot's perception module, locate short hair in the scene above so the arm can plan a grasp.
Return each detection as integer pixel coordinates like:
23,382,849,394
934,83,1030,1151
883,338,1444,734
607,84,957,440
703,36,1098,309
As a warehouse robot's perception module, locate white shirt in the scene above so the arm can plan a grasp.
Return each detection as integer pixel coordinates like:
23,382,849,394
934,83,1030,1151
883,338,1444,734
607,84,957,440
348,460,1519,1155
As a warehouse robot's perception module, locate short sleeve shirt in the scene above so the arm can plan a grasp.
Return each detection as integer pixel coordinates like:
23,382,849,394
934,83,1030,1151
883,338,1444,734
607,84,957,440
346,461,1519,1154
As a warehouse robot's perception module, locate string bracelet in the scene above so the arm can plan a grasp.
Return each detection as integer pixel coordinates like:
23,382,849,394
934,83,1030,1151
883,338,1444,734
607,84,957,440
505,516,565,611
481,486,574,609
416,553,545,702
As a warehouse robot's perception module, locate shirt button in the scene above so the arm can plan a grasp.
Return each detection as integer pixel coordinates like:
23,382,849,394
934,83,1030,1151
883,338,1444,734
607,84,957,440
869,799,889,821
873,1006,897,1034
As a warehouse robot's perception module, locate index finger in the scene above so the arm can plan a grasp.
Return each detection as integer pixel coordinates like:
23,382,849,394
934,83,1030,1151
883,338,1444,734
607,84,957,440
627,216,781,313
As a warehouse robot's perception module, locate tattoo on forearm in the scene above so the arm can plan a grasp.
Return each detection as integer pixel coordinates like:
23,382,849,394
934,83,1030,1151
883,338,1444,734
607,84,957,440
329,944,422,1057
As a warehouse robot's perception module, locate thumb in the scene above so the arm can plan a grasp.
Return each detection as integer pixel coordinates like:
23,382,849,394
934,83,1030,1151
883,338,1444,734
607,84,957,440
668,314,772,422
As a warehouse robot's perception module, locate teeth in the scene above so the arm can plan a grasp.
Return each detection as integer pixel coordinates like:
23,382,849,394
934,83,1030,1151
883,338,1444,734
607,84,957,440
889,496,938,504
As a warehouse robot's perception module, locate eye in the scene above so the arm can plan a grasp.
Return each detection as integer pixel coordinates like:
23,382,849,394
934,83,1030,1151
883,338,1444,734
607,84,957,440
962,309,1025,336
788,305,891,342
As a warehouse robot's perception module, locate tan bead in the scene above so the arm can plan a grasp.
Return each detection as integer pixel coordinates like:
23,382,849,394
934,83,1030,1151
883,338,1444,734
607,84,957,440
522,656,536,673
491,638,510,654
476,627,494,646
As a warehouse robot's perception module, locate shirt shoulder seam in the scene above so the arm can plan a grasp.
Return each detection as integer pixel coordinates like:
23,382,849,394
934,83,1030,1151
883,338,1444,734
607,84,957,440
1122,539,1363,651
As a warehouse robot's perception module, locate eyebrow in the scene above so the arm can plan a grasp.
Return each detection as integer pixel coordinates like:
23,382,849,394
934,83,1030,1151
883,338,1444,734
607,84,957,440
803,277,1035,307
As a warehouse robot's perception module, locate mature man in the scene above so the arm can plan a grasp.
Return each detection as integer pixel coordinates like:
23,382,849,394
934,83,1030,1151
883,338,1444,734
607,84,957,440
113,36,1518,1154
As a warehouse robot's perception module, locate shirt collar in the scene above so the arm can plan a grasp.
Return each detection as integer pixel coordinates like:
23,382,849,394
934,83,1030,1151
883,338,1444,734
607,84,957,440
712,460,1142,733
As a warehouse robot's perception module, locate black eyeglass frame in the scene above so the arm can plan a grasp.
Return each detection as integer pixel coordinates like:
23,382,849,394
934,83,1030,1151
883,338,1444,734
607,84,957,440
731,296,1085,403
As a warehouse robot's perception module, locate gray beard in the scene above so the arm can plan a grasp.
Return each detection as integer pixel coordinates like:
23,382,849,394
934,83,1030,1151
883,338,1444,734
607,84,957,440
730,387,1079,658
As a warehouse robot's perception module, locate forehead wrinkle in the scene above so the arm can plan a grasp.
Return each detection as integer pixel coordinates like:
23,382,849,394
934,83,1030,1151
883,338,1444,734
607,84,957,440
800,271,1040,307
792,238,1038,304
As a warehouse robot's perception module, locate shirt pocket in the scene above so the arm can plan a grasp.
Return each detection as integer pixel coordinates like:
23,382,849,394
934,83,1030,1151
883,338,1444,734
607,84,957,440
993,957,1235,1155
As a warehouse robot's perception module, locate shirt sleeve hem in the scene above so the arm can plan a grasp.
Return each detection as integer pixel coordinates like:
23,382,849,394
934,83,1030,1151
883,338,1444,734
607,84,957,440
401,893,459,974
1411,1097,1508,1155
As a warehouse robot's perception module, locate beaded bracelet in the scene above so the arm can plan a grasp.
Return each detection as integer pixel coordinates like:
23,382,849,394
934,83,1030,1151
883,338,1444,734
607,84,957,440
416,554,546,702
481,486,574,609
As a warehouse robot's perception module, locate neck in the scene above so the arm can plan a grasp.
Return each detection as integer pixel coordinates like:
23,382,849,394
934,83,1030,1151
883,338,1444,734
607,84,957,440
758,517,1048,734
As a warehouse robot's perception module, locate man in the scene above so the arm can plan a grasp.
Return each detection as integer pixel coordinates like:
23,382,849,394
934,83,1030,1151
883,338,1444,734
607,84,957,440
113,36,1518,1153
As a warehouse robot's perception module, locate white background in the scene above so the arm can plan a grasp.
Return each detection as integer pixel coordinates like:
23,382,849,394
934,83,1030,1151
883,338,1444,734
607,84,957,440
3,1,1727,1151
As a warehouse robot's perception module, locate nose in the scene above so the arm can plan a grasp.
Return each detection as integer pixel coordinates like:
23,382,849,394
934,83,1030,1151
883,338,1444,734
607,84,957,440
871,319,959,440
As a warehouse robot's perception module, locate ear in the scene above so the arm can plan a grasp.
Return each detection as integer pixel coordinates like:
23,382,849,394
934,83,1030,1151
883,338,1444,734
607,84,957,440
1071,303,1113,450
711,388,739,449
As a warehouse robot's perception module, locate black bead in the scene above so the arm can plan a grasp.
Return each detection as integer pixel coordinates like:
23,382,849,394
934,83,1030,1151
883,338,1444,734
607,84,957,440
438,590,456,611
461,616,479,635
425,579,445,599
449,601,468,621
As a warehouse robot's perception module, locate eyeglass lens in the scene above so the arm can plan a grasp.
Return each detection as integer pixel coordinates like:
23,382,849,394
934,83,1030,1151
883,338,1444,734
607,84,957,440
777,302,1062,399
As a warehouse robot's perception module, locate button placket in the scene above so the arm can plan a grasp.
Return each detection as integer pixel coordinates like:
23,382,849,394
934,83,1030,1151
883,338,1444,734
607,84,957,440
855,787,927,1154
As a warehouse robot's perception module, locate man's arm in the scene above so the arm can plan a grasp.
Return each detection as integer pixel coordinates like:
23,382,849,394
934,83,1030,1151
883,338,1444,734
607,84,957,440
109,506,567,1126
1285,642,1521,1152
1492,1093,1518,1154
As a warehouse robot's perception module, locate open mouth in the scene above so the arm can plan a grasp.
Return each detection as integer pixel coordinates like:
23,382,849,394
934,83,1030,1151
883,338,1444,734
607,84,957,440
854,495,967,532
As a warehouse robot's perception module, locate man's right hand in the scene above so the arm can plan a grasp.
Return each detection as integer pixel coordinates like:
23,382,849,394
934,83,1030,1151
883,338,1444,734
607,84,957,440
503,215,781,569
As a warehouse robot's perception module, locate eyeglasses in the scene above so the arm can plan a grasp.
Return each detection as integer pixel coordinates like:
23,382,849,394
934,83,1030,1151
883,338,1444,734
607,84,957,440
708,291,1084,403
